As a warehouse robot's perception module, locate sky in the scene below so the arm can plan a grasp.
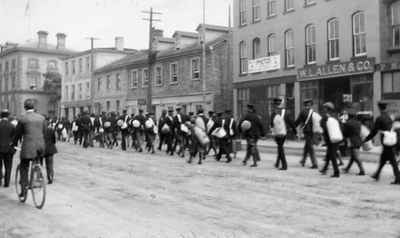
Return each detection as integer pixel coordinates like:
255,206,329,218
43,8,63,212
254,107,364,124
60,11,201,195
0,0,232,51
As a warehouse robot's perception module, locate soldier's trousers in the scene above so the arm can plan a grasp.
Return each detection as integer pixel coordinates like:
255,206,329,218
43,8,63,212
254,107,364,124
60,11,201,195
0,153,13,187
121,130,129,151
40,155,54,183
301,134,317,166
322,143,340,175
275,136,287,169
374,146,400,182
217,138,232,159
244,138,260,164
345,147,364,173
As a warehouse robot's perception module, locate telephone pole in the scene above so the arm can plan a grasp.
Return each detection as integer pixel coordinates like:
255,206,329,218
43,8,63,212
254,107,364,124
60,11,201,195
142,8,162,113
85,37,100,113
201,0,207,106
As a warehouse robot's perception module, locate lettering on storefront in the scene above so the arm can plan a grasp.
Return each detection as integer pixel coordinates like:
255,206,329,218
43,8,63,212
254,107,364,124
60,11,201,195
298,58,375,81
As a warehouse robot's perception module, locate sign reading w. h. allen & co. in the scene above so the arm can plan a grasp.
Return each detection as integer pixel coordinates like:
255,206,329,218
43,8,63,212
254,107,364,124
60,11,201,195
297,58,375,81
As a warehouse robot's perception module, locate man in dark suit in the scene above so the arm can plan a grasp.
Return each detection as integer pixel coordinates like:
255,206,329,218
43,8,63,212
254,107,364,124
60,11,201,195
43,118,57,184
0,109,16,187
164,109,175,155
270,98,297,170
132,109,146,152
342,108,365,175
14,99,46,197
295,99,318,169
80,110,92,148
157,110,168,151
239,104,265,167
119,110,130,151
216,110,236,163
173,107,188,157
364,101,400,184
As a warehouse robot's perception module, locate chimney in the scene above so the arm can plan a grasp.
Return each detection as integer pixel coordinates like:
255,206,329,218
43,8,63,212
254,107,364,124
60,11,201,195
56,33,66,49
153,28,164,38
37,30,48,48
115,37,124,51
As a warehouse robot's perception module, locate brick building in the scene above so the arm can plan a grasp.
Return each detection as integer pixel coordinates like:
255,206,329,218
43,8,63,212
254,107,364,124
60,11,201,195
93,24,233,118
61,37,138,120
233,0,400,128
0,31,74,116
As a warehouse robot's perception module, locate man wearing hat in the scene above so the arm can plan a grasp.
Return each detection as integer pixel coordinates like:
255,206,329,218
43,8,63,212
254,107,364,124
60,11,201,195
206,111,218,156
215,110,236,163
157,109,168,151
173,106,189,157
239,104,265,167
132,109,146,152
165,109,176,155
144,112,156,154
364,101,400,184
0,109,16,187
295,99,318,169
270,98,297,170
119,109,131,151
14,99,46,197
320,102,341,177
80,110,92,148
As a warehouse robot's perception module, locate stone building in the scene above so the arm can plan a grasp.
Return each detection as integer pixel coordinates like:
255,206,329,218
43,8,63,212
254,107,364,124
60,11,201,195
93,24,233,119
233,0,400,127
0,31,74,116
61,37,137,120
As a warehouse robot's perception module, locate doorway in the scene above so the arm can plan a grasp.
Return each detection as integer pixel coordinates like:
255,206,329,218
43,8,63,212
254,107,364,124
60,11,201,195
322,77,351,113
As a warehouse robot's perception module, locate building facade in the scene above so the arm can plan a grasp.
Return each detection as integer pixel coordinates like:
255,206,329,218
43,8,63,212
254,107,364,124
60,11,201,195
233,0,400,128
0,31,73,116
94,24,233,119
61,37,137,120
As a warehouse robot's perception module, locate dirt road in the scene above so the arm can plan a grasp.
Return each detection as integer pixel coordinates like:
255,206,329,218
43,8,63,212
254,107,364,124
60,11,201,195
0,143,399,238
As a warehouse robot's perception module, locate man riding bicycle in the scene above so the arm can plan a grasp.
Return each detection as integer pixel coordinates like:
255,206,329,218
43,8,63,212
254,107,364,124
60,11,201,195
14,99,46,198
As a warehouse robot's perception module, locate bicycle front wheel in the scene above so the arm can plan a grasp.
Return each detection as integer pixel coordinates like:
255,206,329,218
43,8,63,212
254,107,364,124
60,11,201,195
15,164,27,203
30,164,46,209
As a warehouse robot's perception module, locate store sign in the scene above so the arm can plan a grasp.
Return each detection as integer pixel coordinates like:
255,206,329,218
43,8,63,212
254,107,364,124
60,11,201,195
298,58,375,81
248,55,280,73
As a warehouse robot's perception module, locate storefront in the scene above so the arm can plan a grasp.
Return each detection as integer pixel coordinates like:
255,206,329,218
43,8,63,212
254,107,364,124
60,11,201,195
379,62,400,116
297,58,375,114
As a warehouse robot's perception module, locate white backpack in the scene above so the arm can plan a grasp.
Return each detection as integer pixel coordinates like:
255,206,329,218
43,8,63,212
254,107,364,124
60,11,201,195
272,110,287,136
326,117,343,143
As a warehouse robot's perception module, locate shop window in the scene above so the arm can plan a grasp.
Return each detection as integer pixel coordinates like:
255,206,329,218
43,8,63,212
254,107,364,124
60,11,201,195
116,100,120,113
106,101,110,112
392,1,400,48
252,0,260,23
352,11,367,57
328,18,340,60
383,72,400,93
252,37,261,59
267,34,277,56
305,24,316,64
239,41,248,74
284,29,295,67
267,0,277,17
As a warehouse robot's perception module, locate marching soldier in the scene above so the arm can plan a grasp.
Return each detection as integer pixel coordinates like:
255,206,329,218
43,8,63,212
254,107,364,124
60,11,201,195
270,98,297,170
132,109,146,152
43,118,57,184
239,104,265,167
80,110,92,149
164,109,175,155
0,109,16,188
144,113,157,154
216,110,236,163
173,107,188,157
207,111,218,156
364,101,400,184
94,112,106,148
295,99,318,169
158,110,168,151
188,109,208,164
119,110,130,151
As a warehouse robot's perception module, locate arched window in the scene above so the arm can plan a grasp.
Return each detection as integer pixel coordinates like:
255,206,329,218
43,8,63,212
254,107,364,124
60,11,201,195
352,11,367,56
391,1,400,48
252,37,261,59
328,18,339,60
267,34,277,56
252,0,260,22
239,0,247,26
239,41,248,74
305,24,316,64
284,29,295,67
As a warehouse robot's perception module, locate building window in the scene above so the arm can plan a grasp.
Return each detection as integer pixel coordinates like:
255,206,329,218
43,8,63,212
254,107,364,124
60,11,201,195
383,72,400,93
106,101,110,112
27,73,40,90
72,60,76,74
65,62,69,76
252,37,261,59
11,59,16,70
97,77,101,91
79,58,83,73
170,63,178,84
47,60,57,71
284,0,294,12
284,29,295,67
106,75,111,90
10,72,16,89
65,86,69,101
267,34,277,56
116,73,121,90
304,0,315,6
78,83,82,99
86,56,90,72
239,0,247,26
142,68,149,88
28,58,39,69
252,0,260,23
191,58,200,80
352,11,367,56
86,82,90,99
71,85,75,100
116,100,120,113
305,24,316,64
239,41,248,74
392,2,400,48
155,65,163,85
130,70,138,88
328,18,340,60
267,0,277,17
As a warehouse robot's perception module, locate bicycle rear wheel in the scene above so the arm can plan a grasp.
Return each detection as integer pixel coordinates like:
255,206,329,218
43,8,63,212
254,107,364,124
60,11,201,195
30,164,46,209
15,165,27,203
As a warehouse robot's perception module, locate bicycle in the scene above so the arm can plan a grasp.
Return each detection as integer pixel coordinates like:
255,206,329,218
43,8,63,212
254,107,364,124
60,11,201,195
15,158,47,209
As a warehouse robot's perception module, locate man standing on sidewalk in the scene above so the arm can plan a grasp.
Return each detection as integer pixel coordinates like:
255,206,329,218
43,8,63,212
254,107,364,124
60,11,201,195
295,99,318,169
0,109,16,188
364,101,400,185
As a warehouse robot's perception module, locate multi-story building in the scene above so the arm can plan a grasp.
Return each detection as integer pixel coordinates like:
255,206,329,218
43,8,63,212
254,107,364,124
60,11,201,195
0,31,74,116
93,25,232,118
61,37,137,120
233,0,400,127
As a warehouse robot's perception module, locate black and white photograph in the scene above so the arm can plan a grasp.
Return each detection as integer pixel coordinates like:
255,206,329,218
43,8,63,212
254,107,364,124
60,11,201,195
0,0,400,237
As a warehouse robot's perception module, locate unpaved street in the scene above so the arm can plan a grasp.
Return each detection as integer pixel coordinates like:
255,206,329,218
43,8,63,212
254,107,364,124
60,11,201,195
0,143,399,238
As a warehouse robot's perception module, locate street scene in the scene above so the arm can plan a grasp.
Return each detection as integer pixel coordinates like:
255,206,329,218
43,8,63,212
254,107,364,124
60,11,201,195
1,0,400,237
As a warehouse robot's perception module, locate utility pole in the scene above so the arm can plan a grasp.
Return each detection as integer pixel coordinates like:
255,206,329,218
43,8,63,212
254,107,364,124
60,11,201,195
201,0,207,107
85,37,100,113
142,8,162,113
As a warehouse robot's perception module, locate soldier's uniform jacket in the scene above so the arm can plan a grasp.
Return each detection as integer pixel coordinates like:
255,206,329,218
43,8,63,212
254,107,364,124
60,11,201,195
295,108,314,135
15,110,46,159
44,125,57,156
343,118,362,148
365,112,393,143
239,112,265,139
0,118,16,154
